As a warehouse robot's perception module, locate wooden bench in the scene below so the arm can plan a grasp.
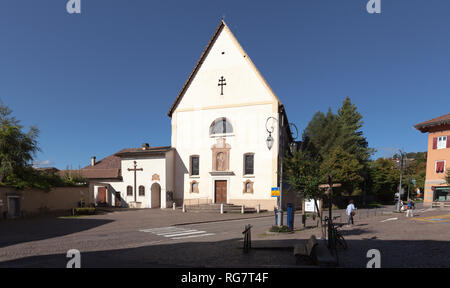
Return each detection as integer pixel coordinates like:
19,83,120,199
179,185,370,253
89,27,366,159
293,235,318,264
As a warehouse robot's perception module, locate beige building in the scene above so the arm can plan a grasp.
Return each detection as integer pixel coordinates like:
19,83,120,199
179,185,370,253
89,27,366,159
415,113,450,207
83,21,296,211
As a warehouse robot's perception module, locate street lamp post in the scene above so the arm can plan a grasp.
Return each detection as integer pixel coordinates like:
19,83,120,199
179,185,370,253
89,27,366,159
396,150,407,212
266,116,297,227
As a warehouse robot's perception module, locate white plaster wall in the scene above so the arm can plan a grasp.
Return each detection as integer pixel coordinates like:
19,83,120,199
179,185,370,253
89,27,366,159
120,156,167,208
171,25,282,208
173,104,280,205
93,182,122,206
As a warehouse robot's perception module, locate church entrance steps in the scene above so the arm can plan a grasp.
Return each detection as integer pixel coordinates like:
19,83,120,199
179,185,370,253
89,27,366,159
184,203,261,213
139,226,215,240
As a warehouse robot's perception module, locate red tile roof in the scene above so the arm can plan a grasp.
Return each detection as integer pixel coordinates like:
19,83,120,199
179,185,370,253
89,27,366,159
414,113,450,133
81,146,171,179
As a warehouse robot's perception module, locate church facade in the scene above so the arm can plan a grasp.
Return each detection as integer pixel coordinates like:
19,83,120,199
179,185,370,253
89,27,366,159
82,21,295,211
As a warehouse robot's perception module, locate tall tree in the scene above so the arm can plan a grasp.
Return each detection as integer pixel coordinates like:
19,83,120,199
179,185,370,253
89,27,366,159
0,102,40,184
367,158,400,202
336,97,374,163
302,109,340,160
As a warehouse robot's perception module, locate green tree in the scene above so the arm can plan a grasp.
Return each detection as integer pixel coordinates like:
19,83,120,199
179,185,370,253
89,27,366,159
367,158,400,202
336,97,374,163
283,148,324,228
320,146,364,192
302,109,340,161
300,97,372,195
0,102,40,187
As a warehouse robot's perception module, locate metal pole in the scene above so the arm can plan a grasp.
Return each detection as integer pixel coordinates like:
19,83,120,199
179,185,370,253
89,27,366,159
279,113,284,216
396,152,404,212
406,154,410,201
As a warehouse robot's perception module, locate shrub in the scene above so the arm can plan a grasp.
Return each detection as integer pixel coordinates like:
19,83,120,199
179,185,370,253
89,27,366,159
269,225,292,233
74,207,95,215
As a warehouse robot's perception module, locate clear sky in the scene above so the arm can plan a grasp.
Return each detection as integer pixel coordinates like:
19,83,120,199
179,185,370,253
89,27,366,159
1,0,449,169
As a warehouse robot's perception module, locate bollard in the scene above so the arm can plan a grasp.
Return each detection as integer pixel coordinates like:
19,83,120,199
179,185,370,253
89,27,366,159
173,202,176,210
287,203,294,231
220,203,224,214
257,204,260,214
241,205,245,214
182,204,186,213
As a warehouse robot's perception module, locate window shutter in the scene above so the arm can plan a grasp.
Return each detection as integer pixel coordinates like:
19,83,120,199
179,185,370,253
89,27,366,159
447,136,450,148
432,137,437,149
436,161,444,173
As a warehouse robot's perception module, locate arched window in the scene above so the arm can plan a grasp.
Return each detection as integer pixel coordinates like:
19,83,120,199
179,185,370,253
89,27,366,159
127,185,133,196
139,185,145,196
209,117,233,135
190,180,199,193
243,180,254,194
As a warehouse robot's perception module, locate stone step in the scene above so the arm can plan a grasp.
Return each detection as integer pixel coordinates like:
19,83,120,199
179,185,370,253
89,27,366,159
313,242,338,267
183,204,259,213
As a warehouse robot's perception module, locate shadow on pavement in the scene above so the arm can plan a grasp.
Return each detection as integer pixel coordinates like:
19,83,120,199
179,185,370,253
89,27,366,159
0,217,114,248
338,239,450,268
1,237,449,268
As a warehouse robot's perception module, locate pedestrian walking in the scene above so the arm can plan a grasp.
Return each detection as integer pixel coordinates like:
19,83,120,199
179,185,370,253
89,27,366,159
406,198,415,217
346,200,356,227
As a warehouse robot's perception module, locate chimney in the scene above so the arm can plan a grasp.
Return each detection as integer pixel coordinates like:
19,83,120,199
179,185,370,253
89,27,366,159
91,156,96,166
142,143,150,150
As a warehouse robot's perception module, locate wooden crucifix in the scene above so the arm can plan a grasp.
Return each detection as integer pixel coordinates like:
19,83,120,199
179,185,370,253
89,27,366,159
218,76,226,95
128,161,143,202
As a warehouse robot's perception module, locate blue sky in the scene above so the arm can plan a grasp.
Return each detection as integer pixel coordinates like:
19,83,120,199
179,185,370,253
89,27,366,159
1,0,449,169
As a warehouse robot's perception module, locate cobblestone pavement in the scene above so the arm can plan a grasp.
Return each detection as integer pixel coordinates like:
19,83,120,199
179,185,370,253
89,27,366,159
0,206,449,268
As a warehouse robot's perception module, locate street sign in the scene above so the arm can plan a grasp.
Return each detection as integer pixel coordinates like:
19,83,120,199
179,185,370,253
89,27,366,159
411,179,416,186
304,199,319,212
271,187,280,197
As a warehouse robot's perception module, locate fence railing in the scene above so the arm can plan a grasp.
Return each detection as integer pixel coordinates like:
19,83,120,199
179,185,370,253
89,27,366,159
184,197,211,207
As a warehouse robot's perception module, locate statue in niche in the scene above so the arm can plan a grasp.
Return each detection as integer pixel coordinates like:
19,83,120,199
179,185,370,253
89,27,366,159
216,152,225,171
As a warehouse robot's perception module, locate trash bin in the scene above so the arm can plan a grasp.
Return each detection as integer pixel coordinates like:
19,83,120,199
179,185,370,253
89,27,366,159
287,203,294,230
275,208,284,227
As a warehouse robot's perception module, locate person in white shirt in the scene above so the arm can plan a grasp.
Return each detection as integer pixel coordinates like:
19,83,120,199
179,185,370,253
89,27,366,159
346,200,356,226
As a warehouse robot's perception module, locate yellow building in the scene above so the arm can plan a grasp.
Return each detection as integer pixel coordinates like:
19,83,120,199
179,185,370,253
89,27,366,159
415,113,450,207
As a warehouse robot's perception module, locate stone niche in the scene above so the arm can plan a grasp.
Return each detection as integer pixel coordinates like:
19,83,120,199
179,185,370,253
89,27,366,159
211,138,231,172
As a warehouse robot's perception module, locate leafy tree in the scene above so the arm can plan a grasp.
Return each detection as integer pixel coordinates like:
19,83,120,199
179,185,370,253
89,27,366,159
302,109,340,161
299,97,373,195
0,103,40,184
283,148,324,229
320,146,364,192
367,158,400,202
0,102,90,190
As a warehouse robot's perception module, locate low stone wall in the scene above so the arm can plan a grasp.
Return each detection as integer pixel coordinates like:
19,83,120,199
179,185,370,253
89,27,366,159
0,186,90,218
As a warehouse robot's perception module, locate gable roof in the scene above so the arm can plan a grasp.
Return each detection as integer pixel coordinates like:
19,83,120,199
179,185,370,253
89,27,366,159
414,113,450,133
167,20,282,117
81,146,171,179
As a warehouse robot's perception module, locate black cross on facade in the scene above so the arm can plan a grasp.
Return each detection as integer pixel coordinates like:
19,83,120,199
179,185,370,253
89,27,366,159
127,161,143,202
218,76,226,95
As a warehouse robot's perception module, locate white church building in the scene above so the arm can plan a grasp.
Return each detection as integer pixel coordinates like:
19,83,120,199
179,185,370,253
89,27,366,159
82,21,296,211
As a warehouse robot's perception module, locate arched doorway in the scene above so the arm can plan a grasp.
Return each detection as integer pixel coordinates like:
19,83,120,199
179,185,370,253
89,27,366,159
151,183,161,208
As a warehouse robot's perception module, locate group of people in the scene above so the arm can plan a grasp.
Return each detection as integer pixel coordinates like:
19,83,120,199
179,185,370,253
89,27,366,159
344,198,416,227
402,198,416,217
